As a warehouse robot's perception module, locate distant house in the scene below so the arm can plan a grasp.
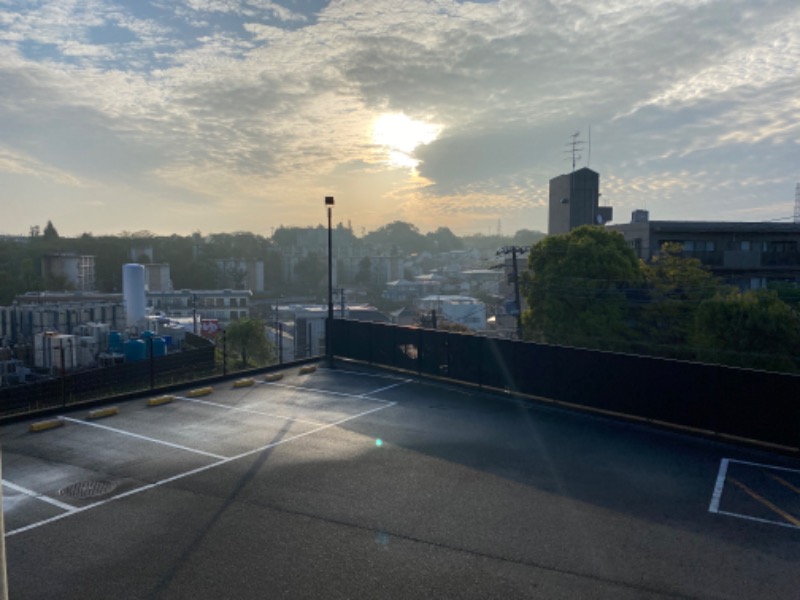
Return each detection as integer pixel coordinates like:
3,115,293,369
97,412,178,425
390,306,420,326
418,295,487,331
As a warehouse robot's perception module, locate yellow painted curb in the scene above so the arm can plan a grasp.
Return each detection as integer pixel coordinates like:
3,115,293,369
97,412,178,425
148,395,175,407
299,365,317,375
187,387,213,398
233,378,255,388
87,407,119,420
264,372,284,382
29,419,64,433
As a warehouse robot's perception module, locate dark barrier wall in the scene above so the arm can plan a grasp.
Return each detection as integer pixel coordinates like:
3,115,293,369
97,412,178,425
0,345,215,417
331,320,800,450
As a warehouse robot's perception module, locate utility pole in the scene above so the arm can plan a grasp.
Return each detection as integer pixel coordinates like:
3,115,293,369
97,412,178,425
496,246,530,340
512,246,523,340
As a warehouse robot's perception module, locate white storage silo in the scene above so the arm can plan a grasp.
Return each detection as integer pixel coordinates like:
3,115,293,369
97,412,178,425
123,264,147,329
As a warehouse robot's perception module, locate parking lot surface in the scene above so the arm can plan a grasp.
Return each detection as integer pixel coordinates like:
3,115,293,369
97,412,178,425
3,364,799,599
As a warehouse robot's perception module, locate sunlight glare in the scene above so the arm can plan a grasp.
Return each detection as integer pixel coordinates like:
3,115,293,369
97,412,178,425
372,113,441,168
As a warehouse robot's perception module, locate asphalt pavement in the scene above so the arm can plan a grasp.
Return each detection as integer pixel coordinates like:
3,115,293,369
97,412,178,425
2,363,799,599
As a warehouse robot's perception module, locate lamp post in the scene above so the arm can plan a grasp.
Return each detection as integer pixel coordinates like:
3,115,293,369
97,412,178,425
325,196,335,364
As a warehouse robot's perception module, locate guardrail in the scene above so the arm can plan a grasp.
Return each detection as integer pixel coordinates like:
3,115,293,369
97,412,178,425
331,320,800,453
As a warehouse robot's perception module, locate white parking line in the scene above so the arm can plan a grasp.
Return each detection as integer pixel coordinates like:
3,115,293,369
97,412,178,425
264,381,395,404
715,510,800,531
708,457,800,529
360,381,411,396
2,480,76,512
708,458,729,513
176,395,328,426
317,367,410,382
5,400,397,537
61,417,227,460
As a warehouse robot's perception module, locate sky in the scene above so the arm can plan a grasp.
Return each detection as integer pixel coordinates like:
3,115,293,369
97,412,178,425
1,0,799,238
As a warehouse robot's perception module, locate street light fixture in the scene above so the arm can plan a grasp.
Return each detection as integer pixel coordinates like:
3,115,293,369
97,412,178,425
325,196,335,363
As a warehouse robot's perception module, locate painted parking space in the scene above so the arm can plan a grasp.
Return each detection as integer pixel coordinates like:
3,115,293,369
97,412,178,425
709,458,800,530
1,369,400,537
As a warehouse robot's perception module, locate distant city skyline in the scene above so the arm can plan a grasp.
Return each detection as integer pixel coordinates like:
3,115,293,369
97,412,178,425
1,1,799,238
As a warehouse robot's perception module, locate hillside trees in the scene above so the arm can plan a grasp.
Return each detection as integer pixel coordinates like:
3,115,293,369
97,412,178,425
364,221,431,255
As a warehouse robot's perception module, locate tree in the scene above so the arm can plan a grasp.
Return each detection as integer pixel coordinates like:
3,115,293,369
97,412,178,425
355,257,372,286
426,227,463,252
364,221,431,254
693,289,800,372
293,252,326,295
42,220,59,241
638,243,722,357
225,318,275,368
512,229,545,246
522,225,641,350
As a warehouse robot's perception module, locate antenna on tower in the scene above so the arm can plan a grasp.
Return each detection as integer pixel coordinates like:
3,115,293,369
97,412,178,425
587,125,592,168
564,131,584,172
795,183,800,223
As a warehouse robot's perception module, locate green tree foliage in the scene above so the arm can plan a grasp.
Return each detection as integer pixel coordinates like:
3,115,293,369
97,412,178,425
426,227,463,252
364,221,431,255
225,318,275,368
512,229,546,247
522,226,641,350
43,220,59,241
293,252,326,295
768,281,800,312
638,243,722,357
693,289,800,372
355,257,372,286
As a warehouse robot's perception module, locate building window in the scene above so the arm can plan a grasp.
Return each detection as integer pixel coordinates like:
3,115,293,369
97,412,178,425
741,241,751,251
683,241,695,252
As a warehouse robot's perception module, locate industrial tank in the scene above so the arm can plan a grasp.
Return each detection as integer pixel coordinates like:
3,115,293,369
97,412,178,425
122,264,147,329
151,337,167,357
123,339,146,362
108,331,123,353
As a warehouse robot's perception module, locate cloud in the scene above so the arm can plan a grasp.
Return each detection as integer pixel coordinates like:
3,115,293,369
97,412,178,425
0,0,798,236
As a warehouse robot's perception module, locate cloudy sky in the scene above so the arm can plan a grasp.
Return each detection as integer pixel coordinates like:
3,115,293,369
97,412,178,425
1,0,798,238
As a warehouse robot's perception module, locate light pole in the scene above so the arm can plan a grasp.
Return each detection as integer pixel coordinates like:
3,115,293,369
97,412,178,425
325,196,335,363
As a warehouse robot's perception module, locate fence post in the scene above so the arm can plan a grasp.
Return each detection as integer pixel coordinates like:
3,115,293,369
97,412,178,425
60,344,66,409
148,337,155,390
222,329,228,376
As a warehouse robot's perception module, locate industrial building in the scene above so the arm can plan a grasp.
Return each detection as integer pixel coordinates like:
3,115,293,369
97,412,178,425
41,253,96,291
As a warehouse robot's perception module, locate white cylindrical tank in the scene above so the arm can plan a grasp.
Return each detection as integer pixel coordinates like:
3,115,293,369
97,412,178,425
123,264,147,329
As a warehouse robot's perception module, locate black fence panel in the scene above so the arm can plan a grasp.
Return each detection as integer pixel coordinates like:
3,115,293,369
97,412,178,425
392,326,421,372
446,332,484,386
332,320,372,363
0,345,216,418
637,358,719,430
715,366,800,448
330,320,800,451
419,329,448,377
371,324,397,367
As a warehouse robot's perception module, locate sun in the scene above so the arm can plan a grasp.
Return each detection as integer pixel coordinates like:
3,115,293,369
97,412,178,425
372,113,441,169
